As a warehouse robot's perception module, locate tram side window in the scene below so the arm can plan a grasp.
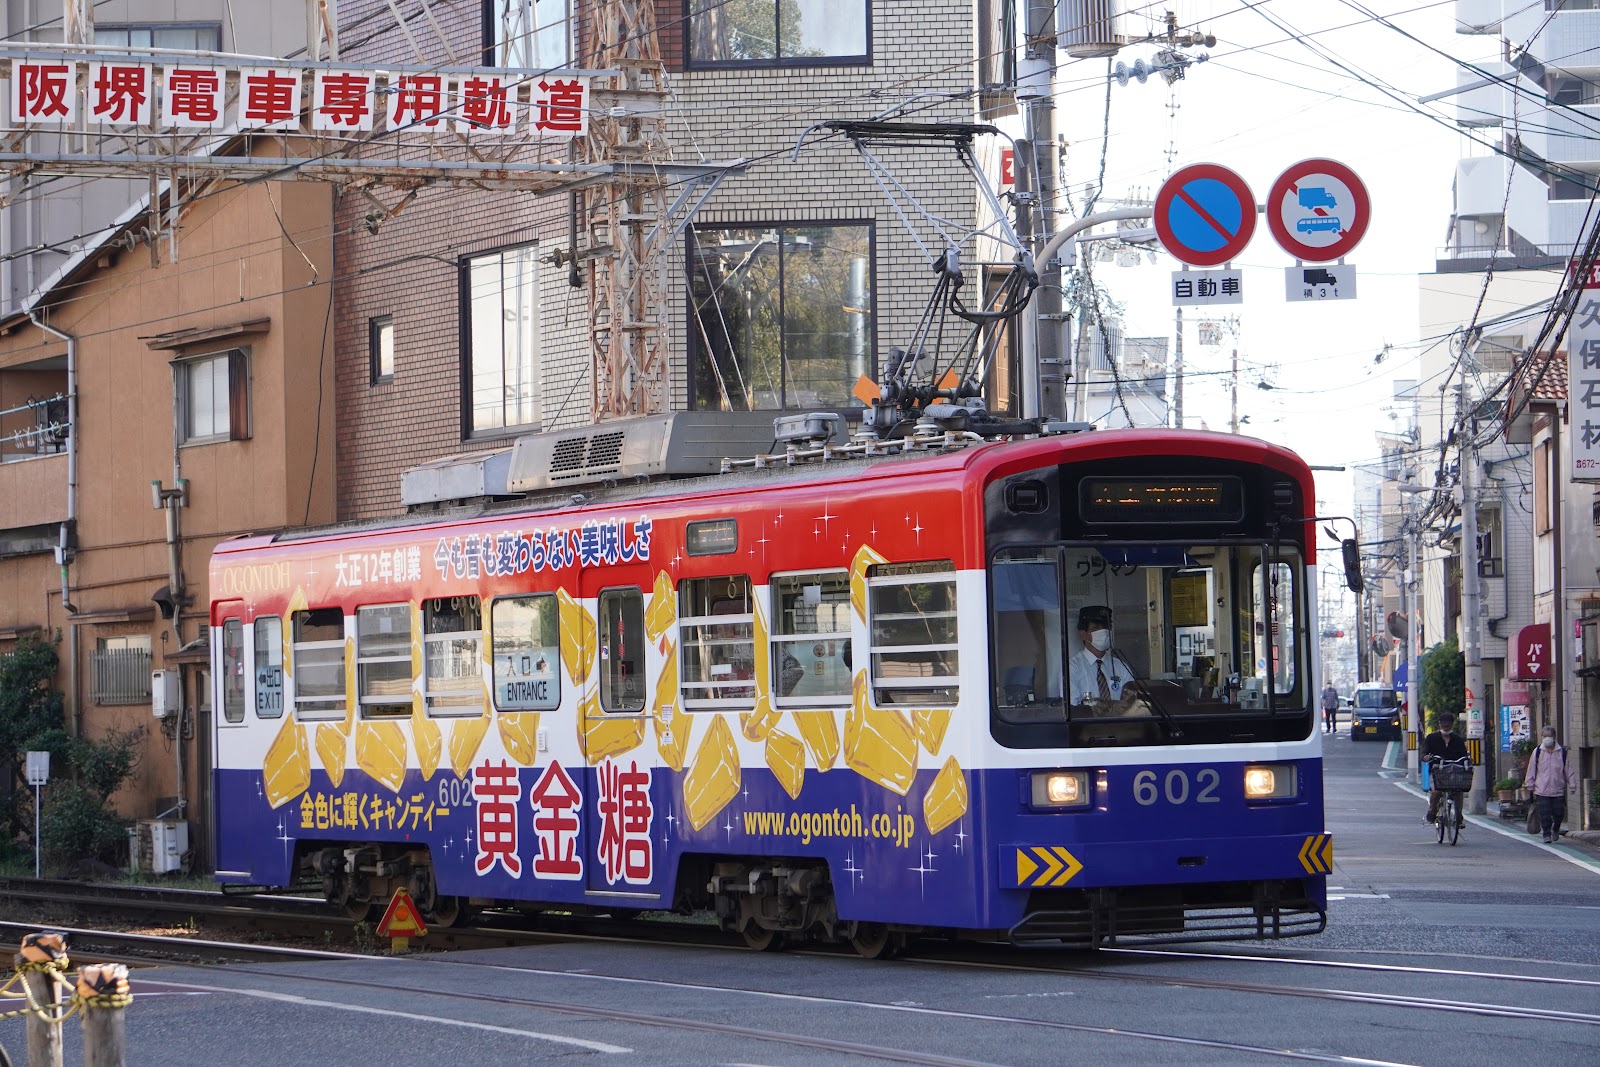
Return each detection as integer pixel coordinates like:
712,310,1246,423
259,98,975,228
678,575,756,711
292,608,347,720
491,594,560,711
253,616,284,718
1249,561,1299,697
424,596,484,716
357,604,413,719
598,587,646,712
771,571,851,704
867,561,959,706
221,619,245,723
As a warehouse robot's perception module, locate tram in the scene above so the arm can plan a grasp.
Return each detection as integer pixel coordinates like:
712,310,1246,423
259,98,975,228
209,421,1331,955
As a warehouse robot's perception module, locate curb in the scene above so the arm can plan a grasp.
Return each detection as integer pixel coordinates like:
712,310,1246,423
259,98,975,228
1391,779,1600,875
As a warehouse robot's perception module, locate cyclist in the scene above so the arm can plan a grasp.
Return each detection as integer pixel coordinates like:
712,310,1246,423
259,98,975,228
1422,711,1470,828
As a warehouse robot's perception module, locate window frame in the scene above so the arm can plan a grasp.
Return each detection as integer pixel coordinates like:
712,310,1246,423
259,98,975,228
93,22,223,51
678,575,757,712
253,616,284,719
770,569,852,707
687,220,876,412
865,561,959,707
423,596,485,717
490,593,562,712
483,0,572,67
356,603,414,719
685,0,872,70
221,619,246,724
173,347,250,445
598,586,648,713
459,243,542,439
291,608,348,721
369,315,394,385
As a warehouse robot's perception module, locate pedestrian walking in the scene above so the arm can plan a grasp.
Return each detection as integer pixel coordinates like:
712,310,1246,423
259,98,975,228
1523,725,1578,843
1320,682,1340,734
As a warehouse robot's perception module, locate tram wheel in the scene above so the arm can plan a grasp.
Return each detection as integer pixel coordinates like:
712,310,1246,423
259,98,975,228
848,923,901,960
424,894,464,928
740,922,785,951
607,908,642,922
343,897,373,922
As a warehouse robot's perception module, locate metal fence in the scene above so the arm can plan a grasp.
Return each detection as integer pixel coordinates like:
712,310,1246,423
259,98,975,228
91,648,152,705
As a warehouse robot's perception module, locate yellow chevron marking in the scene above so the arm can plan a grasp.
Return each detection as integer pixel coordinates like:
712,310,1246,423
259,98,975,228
1318,835,1334,873
1034,847,1065,885
1048,846,1083,886
1016,849,1039,886
1298,833,1333,874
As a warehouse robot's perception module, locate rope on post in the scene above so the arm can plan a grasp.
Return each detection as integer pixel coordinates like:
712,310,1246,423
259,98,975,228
3,933,135,1067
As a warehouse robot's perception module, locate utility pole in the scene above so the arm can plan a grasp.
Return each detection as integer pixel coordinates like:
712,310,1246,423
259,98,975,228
1458,383,1488,814
1172,306,1184,428
1019,0,1065,419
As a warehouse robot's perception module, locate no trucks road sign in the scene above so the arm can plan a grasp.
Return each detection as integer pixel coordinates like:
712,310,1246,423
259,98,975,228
1154,164,1257,267
1266,158,1370,262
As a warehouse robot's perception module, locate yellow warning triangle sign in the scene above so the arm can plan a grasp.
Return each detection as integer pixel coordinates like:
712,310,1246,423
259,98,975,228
376,887,429,938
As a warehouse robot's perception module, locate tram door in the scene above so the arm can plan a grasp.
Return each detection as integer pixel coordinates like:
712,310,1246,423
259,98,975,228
579,569,662,902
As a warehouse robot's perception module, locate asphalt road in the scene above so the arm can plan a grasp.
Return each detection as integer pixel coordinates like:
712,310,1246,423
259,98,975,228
5,731,1596,1066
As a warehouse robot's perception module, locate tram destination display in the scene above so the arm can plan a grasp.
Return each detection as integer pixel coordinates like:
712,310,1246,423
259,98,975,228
1080,477,1244,524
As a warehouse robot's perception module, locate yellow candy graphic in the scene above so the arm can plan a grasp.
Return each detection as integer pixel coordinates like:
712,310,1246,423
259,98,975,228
355,720,407,794
499,712,541,766
844,671,917,795
850,544,887,621
683,714,740,831
644,569,676,644
765,729,805,800
281,587,308,682
413,709,442,781
336,635,357,735
792,710,840,771
654,640,692,771
557,588,597,685
740,693,781,743
449,713,490,779
923,755,969,834
262,717,310,809
315,723,348,788
752,597,771,700
576,688,645,765
912,708,952,755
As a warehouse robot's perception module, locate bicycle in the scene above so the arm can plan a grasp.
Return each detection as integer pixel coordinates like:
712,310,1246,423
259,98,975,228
1431,757,1473,846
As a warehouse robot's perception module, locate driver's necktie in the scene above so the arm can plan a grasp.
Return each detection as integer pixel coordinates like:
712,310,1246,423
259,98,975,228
1097,662,1111,699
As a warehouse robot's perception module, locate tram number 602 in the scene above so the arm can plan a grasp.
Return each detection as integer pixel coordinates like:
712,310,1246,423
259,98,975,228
1132,768,1220,806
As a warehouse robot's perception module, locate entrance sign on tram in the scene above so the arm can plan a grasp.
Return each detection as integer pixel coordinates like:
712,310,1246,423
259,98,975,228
1154,163,1257,267
1265,159,1370,262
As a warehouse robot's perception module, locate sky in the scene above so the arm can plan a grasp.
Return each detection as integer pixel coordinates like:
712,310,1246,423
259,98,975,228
1046,0,1484,519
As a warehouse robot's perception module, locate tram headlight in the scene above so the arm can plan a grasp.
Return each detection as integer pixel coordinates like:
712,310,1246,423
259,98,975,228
1243,763,1297,801
1031,770,1091,808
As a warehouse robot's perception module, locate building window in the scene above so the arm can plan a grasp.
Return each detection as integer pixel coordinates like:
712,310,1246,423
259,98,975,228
1548,173,1590,201
484,0,570,67
92,635,152,705
688,0,869,66
689,223,873,411
369,316,394,385
462,245,540,436
94,23,222,51
174,348,249,444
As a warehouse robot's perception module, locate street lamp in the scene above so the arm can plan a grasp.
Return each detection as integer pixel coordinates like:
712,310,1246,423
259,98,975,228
1397,481,1428,783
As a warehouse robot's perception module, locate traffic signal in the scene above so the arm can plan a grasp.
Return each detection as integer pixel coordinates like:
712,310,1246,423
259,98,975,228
1320,629,1345,638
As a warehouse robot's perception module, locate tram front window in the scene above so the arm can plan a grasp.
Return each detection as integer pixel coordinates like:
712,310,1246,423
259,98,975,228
990,544,1309,747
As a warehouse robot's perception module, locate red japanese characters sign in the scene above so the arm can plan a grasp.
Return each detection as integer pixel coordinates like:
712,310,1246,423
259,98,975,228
530,761,583,880
1510,622,1551,681
472,758,523,878
4,57,590,140
596,759,653,885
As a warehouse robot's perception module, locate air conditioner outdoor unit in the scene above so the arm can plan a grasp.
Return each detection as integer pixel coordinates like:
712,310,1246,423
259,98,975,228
1478,558,1503,578
131,819,189,875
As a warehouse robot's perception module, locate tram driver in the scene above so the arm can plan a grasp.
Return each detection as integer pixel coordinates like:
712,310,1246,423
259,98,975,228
1067,605,1145,714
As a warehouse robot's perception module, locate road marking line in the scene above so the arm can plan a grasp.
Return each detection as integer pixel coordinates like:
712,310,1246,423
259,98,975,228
1389,781,1600,876
148,983,632,1053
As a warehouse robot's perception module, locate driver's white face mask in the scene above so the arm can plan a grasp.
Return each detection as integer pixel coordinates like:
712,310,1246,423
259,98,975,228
1087,628,1112,653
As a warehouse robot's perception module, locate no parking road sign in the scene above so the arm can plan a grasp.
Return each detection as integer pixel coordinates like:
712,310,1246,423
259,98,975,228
1154,163,1257,267
1267,158,1369,262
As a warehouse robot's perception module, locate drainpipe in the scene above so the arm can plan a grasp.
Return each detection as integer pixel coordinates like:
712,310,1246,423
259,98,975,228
28,310,78,736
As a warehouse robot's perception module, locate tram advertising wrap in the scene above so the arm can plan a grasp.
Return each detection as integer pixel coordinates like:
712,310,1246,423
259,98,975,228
211,428,1328,955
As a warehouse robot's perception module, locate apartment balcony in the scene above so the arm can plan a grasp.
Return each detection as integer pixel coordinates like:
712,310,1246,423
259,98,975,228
1454,61,1514,127
1517,103,1600,165
0,451,68,534
1505,4,1600,71
1455,0,1502,35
